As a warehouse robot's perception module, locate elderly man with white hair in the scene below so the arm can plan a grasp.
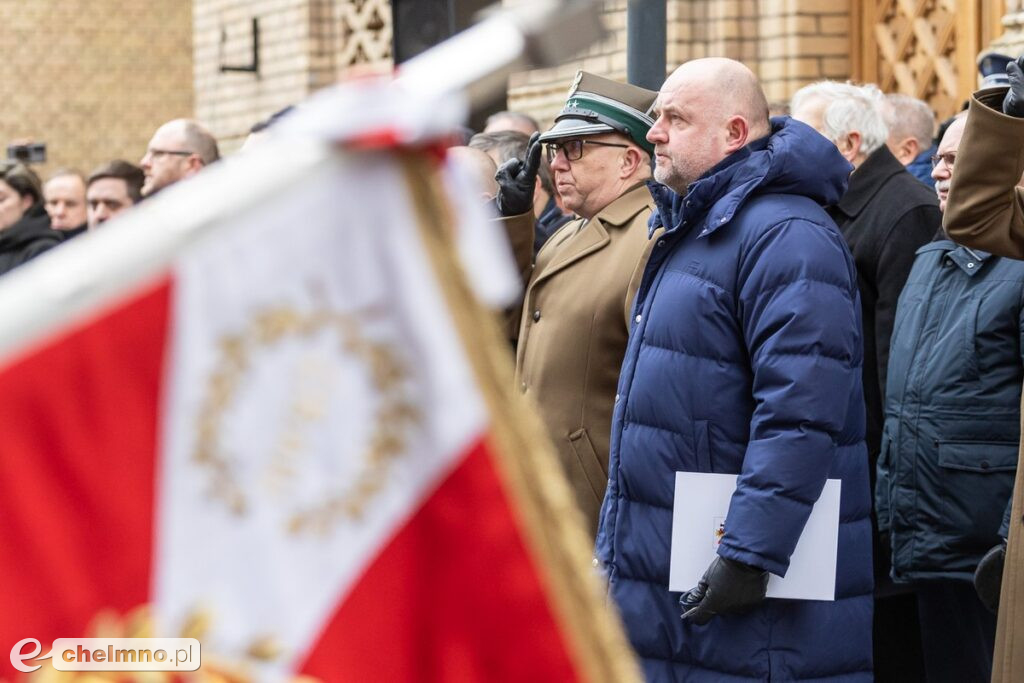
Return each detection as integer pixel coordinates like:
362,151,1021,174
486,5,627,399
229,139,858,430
792,80,941,681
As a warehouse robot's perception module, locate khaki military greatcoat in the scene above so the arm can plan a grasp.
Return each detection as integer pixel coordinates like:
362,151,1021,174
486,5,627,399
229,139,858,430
514,183,655,535
943,86,1024,683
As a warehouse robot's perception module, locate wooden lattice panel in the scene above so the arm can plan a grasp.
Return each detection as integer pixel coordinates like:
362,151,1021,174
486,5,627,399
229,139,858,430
858,0,1007,120
871,0,960,118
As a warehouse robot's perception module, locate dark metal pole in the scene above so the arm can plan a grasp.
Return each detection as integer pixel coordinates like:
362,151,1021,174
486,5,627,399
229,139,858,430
626,0,666,90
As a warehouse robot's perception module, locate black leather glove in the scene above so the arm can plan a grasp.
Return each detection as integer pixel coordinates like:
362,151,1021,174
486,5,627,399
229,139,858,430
680,555,769,625
974,542,1007,613
495,132,541,216
1003,56,1024,117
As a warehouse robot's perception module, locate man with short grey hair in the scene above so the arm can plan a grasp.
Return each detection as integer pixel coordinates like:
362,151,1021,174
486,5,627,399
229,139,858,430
880,93,938,186
793,80,940,682
139,119,220,197
483,110,539,137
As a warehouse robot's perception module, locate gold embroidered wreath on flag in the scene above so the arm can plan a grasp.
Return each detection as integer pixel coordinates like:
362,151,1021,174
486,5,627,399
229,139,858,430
192,307,421,535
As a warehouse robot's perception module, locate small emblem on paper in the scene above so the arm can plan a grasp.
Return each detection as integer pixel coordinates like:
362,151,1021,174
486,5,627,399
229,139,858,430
713,516,725,550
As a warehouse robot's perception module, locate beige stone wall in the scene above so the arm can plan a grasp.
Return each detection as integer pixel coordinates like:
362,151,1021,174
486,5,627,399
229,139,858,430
507,0,853,126
0,0,863,170
506,0,628,130
0,1,193,178
193,0,392,152
753,0,856,104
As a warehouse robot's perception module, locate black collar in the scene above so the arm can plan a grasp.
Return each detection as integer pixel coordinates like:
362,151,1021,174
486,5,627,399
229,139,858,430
834,145,906,218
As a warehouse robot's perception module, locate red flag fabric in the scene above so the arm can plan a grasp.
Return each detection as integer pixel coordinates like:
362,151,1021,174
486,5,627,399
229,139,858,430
0,115,637,682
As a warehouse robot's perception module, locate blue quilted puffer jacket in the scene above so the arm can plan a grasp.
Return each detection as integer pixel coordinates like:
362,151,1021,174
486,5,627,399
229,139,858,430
596,118,874,681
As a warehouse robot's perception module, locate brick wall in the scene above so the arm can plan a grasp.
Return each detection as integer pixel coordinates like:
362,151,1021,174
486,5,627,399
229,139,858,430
0,1,860,169
0,0,192,178
193,0,392,152
507,0,853,126
505,0,628,131
753,0,851,105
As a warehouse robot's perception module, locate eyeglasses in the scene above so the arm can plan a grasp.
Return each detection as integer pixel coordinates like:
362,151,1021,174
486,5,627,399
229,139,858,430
930,152,956,169
545,139,629,163
144,148,195,159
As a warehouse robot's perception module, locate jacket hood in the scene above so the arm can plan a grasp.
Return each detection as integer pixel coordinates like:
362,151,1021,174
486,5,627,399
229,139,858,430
648,116,853,236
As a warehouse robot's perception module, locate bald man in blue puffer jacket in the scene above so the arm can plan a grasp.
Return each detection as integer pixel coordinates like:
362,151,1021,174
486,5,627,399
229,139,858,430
596,58,873,682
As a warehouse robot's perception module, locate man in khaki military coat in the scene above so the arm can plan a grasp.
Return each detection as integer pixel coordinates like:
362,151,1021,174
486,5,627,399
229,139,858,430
941,58,1024,683
496,72,658,535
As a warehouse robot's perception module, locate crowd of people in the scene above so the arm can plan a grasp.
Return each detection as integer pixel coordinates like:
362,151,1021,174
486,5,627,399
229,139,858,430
0,118,218,276
475,59,1024,682
5,54,1024,682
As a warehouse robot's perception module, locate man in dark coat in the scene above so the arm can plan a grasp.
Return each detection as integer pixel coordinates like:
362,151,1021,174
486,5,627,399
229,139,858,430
936,58,1024,683
792,81,940,682
878,112,1022,683
596,57,872,682
791,81,941,471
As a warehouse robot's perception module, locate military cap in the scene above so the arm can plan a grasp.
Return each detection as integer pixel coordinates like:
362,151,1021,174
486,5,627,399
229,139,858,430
978,51,1013,88
539,70,657,155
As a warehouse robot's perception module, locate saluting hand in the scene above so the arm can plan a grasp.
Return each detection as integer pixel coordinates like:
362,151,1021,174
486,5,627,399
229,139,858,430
1003,56,1024,118
495,132,541,217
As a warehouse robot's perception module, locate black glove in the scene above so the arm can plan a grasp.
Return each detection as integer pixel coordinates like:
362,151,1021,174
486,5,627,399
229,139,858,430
974,542,1007,613
680,556,769,625
495,132,541,216
1003,56,1024,117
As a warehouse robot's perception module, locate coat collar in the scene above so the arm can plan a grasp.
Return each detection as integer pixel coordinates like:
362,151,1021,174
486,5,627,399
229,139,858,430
646,137,769,240
834,146,906,218
916,238,994,277
594,183,655,227
532,183,652,285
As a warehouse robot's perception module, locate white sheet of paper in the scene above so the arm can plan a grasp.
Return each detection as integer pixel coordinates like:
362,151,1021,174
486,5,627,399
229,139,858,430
669,472,841,601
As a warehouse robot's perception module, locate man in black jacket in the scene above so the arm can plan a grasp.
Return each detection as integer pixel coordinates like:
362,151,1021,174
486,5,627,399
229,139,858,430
792,80,941,683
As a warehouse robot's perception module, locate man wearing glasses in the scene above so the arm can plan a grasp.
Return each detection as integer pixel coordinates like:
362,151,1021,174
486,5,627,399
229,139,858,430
495,71,658,536
139,119,220,197
875,110,1024,683
932,58,1024,681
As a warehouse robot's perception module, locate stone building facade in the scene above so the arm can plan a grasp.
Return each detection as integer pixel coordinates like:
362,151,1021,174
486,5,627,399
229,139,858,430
0,0,192,178
194,0,391,151
507,0,1006,129
1,1,1020,168
507,0,852,124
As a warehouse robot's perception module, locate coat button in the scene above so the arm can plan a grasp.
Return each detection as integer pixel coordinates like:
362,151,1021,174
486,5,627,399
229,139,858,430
520,382,527,392
532,309,541,322
635,314,642,324
657,239,665,247
967,262,976,268
980,460,991,470
614,393,620,403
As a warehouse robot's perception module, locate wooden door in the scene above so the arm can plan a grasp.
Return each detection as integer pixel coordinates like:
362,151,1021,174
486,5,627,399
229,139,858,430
853,0,1005,120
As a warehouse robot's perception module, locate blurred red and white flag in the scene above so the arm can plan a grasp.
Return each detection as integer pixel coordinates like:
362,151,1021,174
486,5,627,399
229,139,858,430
0,84,637,683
